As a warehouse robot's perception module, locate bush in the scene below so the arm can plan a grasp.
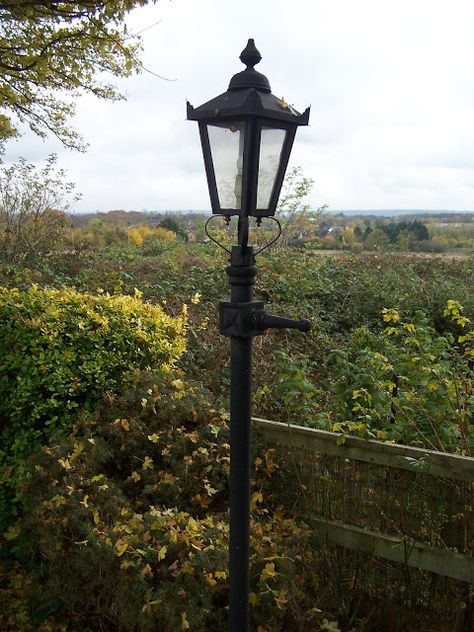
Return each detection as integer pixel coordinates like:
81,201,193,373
2,371,325,631
0,285,186,528
329,303,473,452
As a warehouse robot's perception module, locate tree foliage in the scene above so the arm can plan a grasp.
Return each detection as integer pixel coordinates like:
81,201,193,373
276,166,318,246
0,242,472,630
380,220,430,246
0,155,79,262
363,227,390,250
0,0,155,149
159,215,188,241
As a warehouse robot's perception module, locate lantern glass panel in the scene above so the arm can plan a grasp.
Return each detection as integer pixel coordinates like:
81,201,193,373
207,122,245,211
257,127,287,209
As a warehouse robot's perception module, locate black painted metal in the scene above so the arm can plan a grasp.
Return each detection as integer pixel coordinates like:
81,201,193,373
186,80,310,126
251,310,311,333
226,245,256,632
220,301,264,338
187,39,310,217
197,121,220,212
224,244,311,632
254,216,282,255
220,301,311,337
228,38,271,92
204,215,232,254
188,40,311,632
241,119,259,220
267,125,297,214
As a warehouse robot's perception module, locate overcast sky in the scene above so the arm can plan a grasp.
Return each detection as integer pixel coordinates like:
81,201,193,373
4,0,474,213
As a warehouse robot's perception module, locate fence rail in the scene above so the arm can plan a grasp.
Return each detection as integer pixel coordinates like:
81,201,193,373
253,417,474,587
312,518,474,583
254,418,474,483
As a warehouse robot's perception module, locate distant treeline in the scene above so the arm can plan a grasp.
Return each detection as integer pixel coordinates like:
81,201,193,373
327,211,474,223
69,209,207,228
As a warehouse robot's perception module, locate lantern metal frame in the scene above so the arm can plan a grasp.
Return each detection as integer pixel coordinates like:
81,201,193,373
187,39,310,218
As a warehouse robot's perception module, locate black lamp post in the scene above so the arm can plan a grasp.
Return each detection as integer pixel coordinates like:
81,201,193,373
187,39,311,632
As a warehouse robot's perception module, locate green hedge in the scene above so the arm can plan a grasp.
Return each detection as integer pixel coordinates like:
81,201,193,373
0,285,186,527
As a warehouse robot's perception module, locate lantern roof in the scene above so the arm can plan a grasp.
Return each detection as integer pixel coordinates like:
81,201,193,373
187,39,310,126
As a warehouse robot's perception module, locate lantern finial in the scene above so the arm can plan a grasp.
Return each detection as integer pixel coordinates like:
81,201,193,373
228,38,270,92
239,39,262,69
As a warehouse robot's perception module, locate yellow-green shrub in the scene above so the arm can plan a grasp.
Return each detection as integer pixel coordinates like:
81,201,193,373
0,285,186,527
5,372,322,632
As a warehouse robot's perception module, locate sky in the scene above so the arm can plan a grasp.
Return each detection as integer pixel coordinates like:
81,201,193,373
4,0,474,213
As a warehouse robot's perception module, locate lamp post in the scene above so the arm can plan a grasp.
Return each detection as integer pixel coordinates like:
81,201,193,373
187,39,311,632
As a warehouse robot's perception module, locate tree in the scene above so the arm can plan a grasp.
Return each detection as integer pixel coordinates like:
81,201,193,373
0,1,155,150
354,224,363,241
364,227,390,251
363,224,373,240
276,166,320,246
0,155,78,262
159,215,188,241
380,220,430,248
410,219,430,242
342,225,355,246
129,222,176,245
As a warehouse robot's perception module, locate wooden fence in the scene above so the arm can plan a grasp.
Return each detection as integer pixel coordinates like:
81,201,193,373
254,417,474,626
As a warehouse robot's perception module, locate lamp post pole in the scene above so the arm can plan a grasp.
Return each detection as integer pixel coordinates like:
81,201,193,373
187,40,310,631
220,223,310,632
227,243,255,630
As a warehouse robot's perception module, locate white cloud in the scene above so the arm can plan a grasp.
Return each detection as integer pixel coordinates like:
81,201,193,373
3,0,474,212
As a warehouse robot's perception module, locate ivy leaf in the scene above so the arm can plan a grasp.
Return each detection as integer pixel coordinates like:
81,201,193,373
157,545,167,561
142,456,153,470
4,524,20,540
115,541,128,557
251,491,263,510
260,562,279,582
181,612,190,630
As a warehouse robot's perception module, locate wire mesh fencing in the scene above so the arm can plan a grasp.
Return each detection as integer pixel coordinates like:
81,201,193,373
256,418,474,630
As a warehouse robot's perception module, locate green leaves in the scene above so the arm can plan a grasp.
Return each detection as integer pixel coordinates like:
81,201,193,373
329,303,473,453
0,1,151,149
0,283,186,528
4,369,324,631
0,155,79,264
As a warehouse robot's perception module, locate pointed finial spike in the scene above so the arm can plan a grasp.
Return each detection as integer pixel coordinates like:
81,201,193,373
239,38,262,69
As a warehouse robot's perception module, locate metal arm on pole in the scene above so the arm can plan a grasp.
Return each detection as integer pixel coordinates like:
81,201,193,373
250,310,311,332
